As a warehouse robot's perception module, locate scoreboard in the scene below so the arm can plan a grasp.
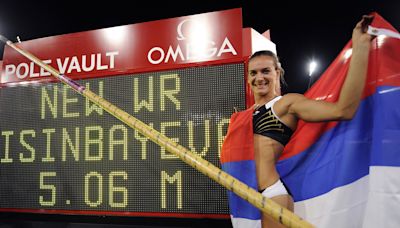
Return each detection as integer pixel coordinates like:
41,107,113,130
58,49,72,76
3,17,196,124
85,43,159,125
0,63,246,216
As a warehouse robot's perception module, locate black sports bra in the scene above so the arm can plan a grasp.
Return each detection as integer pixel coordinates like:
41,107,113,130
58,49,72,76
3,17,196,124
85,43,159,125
253,96,293,146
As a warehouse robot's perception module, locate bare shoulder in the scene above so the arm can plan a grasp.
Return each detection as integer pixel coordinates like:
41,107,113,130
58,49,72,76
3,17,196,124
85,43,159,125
274,93,305,129
276,93,308,117
274,93,305,115
280,93,307,105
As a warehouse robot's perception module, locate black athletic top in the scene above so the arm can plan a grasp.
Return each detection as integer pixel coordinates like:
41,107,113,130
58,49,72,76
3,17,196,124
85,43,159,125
253,96,293,146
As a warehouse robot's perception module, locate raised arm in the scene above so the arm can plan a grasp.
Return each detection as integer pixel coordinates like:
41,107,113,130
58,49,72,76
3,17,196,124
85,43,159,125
287,15,374,122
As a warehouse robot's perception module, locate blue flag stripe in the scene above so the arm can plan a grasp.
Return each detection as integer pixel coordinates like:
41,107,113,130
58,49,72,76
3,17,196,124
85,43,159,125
277,86,400,201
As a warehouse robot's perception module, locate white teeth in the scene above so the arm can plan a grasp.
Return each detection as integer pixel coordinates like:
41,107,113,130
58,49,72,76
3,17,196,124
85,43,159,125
252,80,269,87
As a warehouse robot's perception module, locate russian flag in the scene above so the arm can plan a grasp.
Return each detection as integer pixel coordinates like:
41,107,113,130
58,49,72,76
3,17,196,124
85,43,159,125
277,13,400,228
221,13,399,228
220,107,262,227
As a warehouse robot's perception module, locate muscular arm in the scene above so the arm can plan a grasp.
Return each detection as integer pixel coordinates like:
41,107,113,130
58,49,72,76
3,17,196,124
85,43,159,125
286,16,373,122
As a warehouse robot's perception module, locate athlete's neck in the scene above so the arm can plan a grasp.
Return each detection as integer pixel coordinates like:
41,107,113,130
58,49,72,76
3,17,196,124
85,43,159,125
254,94,279,106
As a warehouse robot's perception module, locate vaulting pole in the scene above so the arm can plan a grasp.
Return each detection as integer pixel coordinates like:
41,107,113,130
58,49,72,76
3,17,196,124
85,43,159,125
0,35,313,228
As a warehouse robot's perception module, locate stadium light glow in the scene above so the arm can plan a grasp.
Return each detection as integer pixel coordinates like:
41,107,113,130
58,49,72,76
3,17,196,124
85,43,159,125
309,60,317,77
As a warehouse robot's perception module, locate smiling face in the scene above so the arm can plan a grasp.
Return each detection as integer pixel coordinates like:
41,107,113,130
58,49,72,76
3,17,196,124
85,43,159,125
248,55,281,101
